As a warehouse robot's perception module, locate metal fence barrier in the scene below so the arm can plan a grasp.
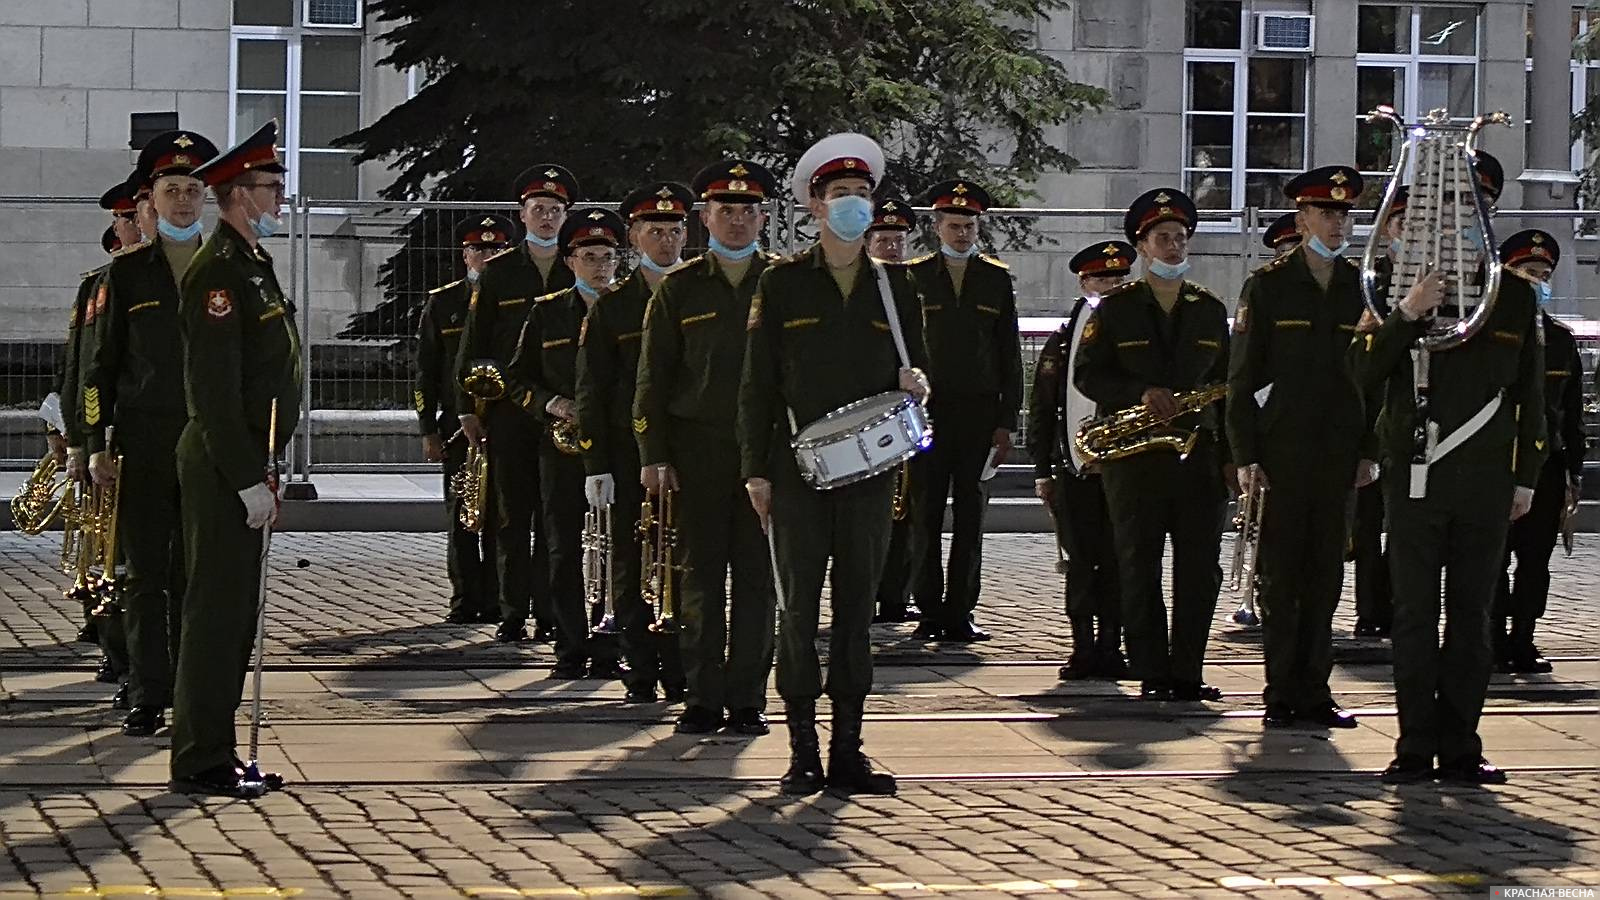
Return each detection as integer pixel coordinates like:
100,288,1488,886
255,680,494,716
1,196,1596,476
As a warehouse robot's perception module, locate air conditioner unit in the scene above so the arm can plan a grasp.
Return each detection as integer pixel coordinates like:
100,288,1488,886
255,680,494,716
304,0,361,28
1256,13,1315,52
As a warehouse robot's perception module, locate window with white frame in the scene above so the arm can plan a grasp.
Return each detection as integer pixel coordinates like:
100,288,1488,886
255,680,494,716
232,0,363,199
1354,3,1480,207
1182,0,1310,221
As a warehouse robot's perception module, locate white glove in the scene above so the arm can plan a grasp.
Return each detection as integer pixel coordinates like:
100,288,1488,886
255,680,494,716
585,473,615,507
238,482,277,530
1509,485,1535,522
65,447,86,481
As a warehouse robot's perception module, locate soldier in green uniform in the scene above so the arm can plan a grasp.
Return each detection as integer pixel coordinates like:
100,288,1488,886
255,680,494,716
1227,166,1374,729
740,133,930,796
867,197,924,624
418,215,514,624
1360,162,1544,786
577,182,694,703
503,208,628,679
906,180,1022,642
1493,230,1584,674
1262,213,1301,259
1073,188,1234,703
1028,241,1134,680
169,122,301,797
81,130,219,737
455,165,579,643
633,160,780,735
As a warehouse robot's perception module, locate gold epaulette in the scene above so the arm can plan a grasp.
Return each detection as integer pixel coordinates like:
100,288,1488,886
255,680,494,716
110,239,152,258
1502,266,1537,285
1251,255,1290,276
872,255,913,266
1183,282,1223,303
762,251,783,263
533,288,568,304
663,255,702,276
904,253,937,266
769,251,808,267
79,263,110,281
1098,280,1139,302
429,278,465,295
484,246,518,264
1547,313,1573,334
979,253,1010,270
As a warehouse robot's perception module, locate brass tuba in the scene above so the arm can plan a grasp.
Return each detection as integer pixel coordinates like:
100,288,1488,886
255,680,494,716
1074,383,1228,465
455,360,507,533
1359,106,1512,351
10,453,72,535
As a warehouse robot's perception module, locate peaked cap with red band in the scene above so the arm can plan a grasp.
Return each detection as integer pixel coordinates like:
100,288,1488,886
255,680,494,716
193,120,287,186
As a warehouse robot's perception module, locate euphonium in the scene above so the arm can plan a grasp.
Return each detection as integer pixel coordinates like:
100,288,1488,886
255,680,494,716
456,360,507,534
1073,383,1227,465
10,453,71,535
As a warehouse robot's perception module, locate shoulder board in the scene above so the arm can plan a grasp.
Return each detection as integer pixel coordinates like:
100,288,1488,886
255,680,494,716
1501,266,1537,285
79,263,110,281
769,252,808,268
663,255,703,276
978,253,1010,270
1547,314,1573,334
1099,280,1140,301
429,278,465,295
872,256,913,267
762,251,783,263
484,246,518,265
533,289,568,304
1183,282,1222,303
110,239,152,259
1251,255,1290,276
905,253,937,266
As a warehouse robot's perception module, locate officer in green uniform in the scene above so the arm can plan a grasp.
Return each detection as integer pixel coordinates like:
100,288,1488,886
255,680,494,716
503,208,628,679
1028,241,1134,680
741,133,930,796
1360,160,1544,786
577,182,694,703
867,197,924,624
1228,165,1374,729
1262,212,1301,259
906,180,1022,642
169,121,301,797
455,165,579,643
81,130,219,738
633,160,780,735
1493,230,1584,674
417,215,513,624
1073,188,1234,703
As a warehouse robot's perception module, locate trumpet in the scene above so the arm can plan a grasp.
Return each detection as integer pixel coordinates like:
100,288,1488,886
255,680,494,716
639,480,683,634
87,449,124,618
1074,383,1227,465
1228,476,1266,627
890,463,910,522
584,501,620,635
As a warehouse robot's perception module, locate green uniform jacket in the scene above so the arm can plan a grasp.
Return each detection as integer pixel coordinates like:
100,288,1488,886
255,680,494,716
738,245,930,480
576,269,651,477
909,252,1024,428
415,277,472,434
633,252,777,466
179,222,303,491
1226,247,1370,470
1537,311,1585,482
1071,277,1232,458
1353,270,1545,486
60,266,107,449
80,238,190,453
1026,323,1072,478
454,247,574,412
504,286,587,430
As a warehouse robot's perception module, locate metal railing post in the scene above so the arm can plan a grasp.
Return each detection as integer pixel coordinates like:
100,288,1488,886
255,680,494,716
285,194,318,500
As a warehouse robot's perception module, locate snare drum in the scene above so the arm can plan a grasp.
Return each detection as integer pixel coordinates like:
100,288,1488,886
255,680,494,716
791,391,933,490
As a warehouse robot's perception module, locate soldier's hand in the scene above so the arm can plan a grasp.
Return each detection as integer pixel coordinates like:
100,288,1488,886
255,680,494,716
1141,386,1179,420
1566,477,1581,518
745,477,773,531
45,432,67,465
238,482,278,530
1510,485,1535,521
1353,458,1379,489
1399,270,1446,321
992,428,1012,467
545,397,577,421
421,433,444,464
899,367,931,404
65,447,86,482
1238,463,1268,494
459,413,486,447
88,451,117,488
585,473,615,507
641,464,679,496
1034,477,1054,507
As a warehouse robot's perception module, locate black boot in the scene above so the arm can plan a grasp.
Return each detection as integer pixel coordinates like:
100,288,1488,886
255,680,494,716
1059,617,1097,680
779,701,824,795
825,697,895,796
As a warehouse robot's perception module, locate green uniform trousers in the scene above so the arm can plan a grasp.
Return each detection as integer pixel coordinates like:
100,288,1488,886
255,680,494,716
1386,465,1513,765
910,397,999,628
116,416,186,709
1352,482,1392,627
170,422,263,780
1099,438,1228,686
485,402,551,626
874,495,914,613
440,412,497,618
1495,455,1569,630
772,455,894,705
540,441,618,669
1255,454,1349,709
611,473,685,694
1051,469,1121,650
671,423,774,712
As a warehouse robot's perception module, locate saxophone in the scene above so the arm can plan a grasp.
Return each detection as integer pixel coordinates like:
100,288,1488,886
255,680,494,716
455,360,507,533
1073,383,1227,465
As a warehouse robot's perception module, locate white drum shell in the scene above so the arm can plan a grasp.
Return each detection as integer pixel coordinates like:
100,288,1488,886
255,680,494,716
791,391,932,490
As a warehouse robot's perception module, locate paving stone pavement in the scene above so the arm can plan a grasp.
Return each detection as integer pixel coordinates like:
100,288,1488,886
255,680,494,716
0,776,1596,899
2,532,1595,670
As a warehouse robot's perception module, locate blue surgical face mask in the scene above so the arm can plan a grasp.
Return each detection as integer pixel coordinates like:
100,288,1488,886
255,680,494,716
1460,225,1485,254
1389,239,1404,257
243,192,280,239
824,195,873,242
1307,234,1348,259
1147,258,1191,281
157,217,202,242
708,236,759,260
1535,281,1553,306
941,244,978,260
637,254,680,275
574,278,601,299
466,268,482,284
524,232,558,249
